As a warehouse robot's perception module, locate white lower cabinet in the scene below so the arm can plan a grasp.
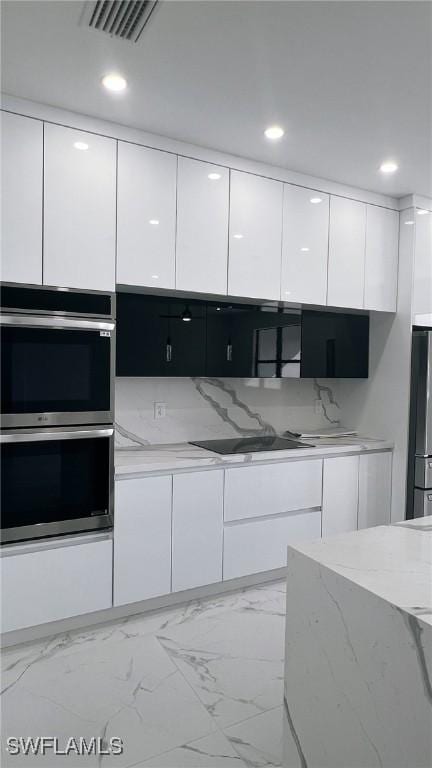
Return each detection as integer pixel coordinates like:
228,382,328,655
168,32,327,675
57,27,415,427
114,476,172,606
224,460,322,522
223,509,321,580
358,452,392,529
172,471,224,592
322,455,360,536
1,534,112,633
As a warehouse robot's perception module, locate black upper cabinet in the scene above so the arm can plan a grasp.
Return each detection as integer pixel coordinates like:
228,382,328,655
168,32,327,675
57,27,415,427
116,293,206,377
206,304,301,378
116,293,369,378
301,310,369,378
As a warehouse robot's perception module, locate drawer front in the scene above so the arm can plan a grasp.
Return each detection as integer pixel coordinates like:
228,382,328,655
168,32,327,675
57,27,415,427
223,509,321,580
415,457,432,489
1,535,112,633
224,459,322,522
414,488,432,518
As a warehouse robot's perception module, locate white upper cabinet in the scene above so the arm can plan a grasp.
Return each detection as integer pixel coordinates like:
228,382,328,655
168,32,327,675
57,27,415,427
281,186,329,305
364,206,399,311
44,124,116,291
117,142,177,289
327,196,366,309
1,112,43,285
176,157,229,295
413,208,432,323
228,171,283,300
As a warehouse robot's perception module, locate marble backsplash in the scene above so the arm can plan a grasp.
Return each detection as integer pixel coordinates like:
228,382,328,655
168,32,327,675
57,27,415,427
115,377,341,447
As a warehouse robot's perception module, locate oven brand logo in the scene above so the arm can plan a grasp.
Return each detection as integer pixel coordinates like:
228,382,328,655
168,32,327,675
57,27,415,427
6,736,124,757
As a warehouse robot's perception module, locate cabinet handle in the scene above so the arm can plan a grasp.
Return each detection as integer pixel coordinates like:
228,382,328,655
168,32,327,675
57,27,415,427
226,343,233,362
166,343,172,363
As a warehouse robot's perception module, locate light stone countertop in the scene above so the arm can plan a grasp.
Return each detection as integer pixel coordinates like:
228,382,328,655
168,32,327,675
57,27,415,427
287,516,432,626
115,435,393,478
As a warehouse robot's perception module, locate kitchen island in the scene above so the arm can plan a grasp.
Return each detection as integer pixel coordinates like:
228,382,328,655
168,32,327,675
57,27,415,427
283,517,432,768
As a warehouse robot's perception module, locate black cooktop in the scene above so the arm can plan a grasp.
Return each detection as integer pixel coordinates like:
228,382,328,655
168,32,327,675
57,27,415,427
189,436,311,455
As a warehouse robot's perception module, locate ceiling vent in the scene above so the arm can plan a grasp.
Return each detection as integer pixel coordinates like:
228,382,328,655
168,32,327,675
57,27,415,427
80,1,159,43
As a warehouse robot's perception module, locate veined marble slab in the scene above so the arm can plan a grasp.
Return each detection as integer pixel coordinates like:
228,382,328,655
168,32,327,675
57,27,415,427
115,437,393,478
283,518,432,768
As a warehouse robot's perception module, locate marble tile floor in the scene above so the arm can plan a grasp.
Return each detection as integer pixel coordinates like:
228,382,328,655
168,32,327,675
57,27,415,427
1,581,287,768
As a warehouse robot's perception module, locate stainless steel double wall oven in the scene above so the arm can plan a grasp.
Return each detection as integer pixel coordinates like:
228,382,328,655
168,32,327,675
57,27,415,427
0,284,115,544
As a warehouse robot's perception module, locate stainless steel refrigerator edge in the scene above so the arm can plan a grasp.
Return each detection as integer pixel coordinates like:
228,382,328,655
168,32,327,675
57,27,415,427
407,330,432,518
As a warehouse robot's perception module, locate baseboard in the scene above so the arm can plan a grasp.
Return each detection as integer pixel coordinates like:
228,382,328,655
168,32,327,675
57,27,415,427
1,567,287,648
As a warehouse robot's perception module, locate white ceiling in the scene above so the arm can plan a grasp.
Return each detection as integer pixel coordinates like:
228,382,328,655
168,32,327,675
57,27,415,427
2,1,431,197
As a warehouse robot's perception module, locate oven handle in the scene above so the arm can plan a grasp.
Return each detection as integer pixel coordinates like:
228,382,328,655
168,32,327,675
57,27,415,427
0,314,115,332
0,428,114,443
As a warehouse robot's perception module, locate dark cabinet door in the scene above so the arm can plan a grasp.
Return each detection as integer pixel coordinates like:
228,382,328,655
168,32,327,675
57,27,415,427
206,304,301,378
116,294,206,377
116,293,167,376
301,310,369,378
162,301,206,376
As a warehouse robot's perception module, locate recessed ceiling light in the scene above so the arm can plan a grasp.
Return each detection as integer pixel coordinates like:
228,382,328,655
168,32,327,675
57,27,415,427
151,274,159,279
208,172,221,180
300,247,310,252
233,233,244,239
149,219,159,225
73,141,89,151
380,160,398,174
405,220,415,226
417,209,429,215
264,125,284,140
310,197,322,204
101,73,127,92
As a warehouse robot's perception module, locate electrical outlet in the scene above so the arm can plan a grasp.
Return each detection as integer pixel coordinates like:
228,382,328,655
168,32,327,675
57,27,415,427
314,399,324,416
154,402,166,419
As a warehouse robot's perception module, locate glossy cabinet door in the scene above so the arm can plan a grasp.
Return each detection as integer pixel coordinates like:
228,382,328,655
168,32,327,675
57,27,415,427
413,208,432,322
116,293,206,376
322,455,359,536
172,471,223,592
281,186,329,304
117,143,177,289
176,157,229,294
44,124,116,291
1,534,112,633
1,112,43,285
364,206,399,311
114,476,172,606
327,197,366,309
228,171,283,300
358,452,392,529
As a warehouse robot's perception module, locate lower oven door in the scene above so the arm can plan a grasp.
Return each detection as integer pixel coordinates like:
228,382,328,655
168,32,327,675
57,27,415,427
414,488,432,518
0,426,114,544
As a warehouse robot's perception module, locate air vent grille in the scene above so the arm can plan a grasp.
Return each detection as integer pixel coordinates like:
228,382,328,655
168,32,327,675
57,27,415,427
82,1,158,43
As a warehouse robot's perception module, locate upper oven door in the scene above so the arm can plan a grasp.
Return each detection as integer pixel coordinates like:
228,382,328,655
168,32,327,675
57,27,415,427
0,315,115,427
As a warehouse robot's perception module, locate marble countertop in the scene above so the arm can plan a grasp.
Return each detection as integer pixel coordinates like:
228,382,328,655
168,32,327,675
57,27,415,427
115,436,393,478
288,517,432,626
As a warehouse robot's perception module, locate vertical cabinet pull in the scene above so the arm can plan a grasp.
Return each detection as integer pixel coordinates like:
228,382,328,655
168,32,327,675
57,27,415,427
166,339,172,363
226,342,233,362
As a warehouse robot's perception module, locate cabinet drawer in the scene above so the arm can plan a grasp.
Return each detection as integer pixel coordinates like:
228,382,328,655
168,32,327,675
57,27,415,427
1,535,112,633
224,460,322,522
223,509,321,580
